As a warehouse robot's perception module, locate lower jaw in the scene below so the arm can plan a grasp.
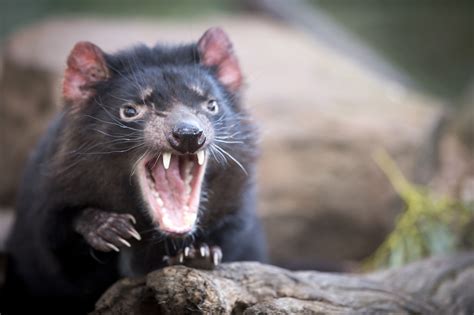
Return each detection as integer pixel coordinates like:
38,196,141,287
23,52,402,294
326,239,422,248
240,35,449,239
154,207,198,236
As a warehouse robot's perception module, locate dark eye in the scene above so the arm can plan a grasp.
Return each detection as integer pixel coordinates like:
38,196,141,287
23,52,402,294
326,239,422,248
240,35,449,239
120,105,139,120
205,100,219,114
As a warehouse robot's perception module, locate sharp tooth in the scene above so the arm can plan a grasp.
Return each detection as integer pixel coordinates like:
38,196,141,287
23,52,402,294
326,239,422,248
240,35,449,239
163,152,171,170
197,150,205,166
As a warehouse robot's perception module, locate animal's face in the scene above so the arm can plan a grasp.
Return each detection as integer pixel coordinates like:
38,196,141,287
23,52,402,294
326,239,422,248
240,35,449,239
102,66,224,156
94,66,235,236
62,28,252,236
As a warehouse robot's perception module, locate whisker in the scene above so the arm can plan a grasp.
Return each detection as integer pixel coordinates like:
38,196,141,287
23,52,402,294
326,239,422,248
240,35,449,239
75,142,145,156
212,144,248,175
83,114,141,132
108,93,133,103
152,152,162,169
107,62,142,92
130,149,150,182
214,139,244,144
93,98,143,132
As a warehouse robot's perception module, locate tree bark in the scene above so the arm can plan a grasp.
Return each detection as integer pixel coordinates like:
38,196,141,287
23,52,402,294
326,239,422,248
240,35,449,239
93,252,474,315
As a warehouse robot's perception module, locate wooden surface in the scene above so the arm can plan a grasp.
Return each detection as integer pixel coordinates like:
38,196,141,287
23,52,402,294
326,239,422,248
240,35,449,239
93,252,474,314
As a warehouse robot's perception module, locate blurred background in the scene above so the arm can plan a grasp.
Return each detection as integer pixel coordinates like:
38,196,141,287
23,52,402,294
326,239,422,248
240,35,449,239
0,0,473,271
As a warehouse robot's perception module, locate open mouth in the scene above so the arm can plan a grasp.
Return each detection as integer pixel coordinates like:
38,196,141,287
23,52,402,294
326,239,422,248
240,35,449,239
138,150,207,236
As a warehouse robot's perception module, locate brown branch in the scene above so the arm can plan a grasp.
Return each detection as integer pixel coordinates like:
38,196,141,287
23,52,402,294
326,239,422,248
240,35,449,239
93,252,474,314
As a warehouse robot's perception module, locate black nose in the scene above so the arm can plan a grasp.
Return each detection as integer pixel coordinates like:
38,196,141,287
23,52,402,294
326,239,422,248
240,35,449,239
169,122,206,153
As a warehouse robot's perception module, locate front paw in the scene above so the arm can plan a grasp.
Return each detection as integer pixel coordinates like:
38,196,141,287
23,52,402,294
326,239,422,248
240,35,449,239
74,208,141,252
164,243,223,270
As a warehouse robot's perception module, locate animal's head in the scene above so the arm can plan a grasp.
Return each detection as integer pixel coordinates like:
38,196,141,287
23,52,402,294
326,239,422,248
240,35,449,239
61,28,256,237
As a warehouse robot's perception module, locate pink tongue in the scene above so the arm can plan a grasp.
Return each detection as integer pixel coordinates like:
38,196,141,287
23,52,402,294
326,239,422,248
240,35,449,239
152,155,195,233
159,156,186,205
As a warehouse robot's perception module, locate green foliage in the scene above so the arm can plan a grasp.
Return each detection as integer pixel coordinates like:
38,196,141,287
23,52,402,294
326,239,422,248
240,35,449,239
364,149,474,270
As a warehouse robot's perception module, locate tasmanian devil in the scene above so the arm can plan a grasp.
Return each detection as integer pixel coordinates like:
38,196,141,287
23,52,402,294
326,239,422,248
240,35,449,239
3,27,266,312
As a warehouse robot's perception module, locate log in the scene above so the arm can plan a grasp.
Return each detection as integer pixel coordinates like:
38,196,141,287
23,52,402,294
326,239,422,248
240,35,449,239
93,252,474,314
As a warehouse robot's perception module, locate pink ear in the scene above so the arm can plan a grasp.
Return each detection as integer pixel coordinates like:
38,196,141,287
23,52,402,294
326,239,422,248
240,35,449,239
63,41,109,104
197,27,242,92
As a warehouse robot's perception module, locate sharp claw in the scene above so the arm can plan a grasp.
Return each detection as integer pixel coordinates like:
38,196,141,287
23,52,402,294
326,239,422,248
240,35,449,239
200,246,206,257
118,238,131,247
163,255,170,265
184,246,190,257
125,214,137,225
128,229,141,241
178,253,184,264
212,251,220,266
107,243,120,252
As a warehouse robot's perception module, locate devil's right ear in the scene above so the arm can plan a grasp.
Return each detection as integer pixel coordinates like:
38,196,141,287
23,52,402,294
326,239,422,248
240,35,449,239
62,41,110,105
197,27,242,93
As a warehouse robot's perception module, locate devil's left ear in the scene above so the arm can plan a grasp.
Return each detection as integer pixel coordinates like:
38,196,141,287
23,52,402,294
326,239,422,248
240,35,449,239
62,41,110,105
197,27,242,93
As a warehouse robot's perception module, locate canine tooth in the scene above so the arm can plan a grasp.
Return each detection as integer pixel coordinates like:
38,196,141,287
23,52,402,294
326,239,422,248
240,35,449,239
197,150,205,165
163,152,171,170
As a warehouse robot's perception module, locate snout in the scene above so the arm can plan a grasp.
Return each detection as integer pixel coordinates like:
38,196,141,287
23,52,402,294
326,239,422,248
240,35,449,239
168,122,206,153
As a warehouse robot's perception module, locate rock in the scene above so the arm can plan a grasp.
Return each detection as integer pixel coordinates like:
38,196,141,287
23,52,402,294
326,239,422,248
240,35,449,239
92,252,474,314
0,59,58,206
0,16,445,264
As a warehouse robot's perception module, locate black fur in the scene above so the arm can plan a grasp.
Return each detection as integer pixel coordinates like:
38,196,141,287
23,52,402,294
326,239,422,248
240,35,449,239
3,40,266,313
